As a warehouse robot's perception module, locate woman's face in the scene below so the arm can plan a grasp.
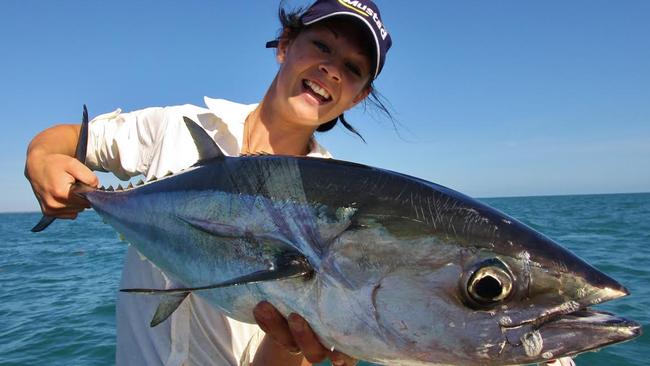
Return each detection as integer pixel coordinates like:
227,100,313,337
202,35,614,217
273,19,373,128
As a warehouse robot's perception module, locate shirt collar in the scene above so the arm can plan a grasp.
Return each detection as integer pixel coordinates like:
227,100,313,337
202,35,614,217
203,96,332,158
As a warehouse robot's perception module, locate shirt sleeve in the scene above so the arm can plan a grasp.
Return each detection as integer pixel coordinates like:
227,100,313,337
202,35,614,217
85,107,169,180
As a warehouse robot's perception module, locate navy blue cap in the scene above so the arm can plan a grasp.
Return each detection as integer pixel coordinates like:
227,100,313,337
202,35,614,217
267,0,392,79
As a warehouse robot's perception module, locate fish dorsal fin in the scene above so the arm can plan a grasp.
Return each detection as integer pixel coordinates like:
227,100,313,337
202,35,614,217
182,116,225,164
31,104,90,233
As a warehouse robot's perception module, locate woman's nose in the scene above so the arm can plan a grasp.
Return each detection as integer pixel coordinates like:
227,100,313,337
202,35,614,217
319,63,341,83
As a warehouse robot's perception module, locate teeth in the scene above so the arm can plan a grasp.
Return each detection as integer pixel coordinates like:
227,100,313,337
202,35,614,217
305,80,331,100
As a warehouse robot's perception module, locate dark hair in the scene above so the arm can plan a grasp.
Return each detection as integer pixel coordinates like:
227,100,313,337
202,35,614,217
275,3,394,142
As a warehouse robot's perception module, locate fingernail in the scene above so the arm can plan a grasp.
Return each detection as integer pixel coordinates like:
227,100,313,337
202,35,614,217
332,361,345,366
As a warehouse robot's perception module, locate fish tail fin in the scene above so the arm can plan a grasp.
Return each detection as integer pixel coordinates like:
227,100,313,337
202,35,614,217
31,105,90,233
31,215,56,232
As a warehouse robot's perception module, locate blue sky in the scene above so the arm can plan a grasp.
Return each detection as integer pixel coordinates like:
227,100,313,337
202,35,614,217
1,0,649,212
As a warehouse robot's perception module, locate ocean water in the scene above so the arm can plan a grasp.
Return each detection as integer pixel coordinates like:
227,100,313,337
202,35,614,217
1,193,648,365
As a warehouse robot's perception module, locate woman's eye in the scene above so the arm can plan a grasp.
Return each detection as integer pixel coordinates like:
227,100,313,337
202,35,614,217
313,41,330,53
346,63,362,76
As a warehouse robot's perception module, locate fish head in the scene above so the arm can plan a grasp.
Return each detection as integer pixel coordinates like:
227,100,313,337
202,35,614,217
365,212,641,365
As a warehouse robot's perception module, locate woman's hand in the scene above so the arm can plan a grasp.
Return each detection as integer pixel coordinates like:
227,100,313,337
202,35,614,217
25,124,98,219
25,153,98,218
253,301,357,366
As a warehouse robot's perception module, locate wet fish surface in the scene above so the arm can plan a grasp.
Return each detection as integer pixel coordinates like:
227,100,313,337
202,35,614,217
33,109,641,365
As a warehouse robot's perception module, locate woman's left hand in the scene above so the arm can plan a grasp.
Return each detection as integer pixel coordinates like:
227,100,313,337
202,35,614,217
253,301,357,366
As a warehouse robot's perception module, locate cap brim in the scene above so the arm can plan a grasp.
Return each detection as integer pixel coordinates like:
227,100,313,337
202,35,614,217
303,12,381,79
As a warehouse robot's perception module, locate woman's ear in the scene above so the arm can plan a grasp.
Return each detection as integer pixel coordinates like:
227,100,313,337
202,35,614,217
276,28,292,64
351,85,372,107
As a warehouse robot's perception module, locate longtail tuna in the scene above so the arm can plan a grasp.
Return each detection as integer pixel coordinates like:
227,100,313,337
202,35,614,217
33,107,641,365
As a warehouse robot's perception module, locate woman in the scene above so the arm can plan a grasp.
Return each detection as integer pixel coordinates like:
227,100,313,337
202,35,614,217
25,1,392,365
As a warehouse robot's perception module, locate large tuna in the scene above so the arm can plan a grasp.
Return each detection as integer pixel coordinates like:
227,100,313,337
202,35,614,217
33,107,641,365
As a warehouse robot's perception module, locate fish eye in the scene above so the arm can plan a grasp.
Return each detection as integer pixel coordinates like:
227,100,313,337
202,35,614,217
465,259,513,307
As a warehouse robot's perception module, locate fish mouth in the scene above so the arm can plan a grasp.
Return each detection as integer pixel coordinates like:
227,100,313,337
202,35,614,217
529,308,641,360
501,287,641,363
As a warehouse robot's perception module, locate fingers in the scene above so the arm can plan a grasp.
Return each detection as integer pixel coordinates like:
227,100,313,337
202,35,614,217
253,301,357,366
253,301,299,353
26,153,98,217
67,158,99,187
38,198,84,218
288,314,357,365
288,313,328,363
329,350,357,366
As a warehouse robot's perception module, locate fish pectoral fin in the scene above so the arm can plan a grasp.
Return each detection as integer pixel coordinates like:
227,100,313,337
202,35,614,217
120,251,312,302
120,253,311,327
151,292,190,327
182,116,225,163
220,251,314,286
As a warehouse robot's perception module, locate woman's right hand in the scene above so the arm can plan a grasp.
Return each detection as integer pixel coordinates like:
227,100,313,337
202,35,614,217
25,152,98,219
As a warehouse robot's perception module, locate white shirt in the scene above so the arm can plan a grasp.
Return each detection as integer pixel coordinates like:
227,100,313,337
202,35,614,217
86,97,331,366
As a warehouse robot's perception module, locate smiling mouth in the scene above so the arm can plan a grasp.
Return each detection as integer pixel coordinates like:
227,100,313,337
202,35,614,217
303,79,332,104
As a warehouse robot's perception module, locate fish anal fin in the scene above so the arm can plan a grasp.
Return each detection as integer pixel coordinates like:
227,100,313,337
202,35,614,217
151,292,190,327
